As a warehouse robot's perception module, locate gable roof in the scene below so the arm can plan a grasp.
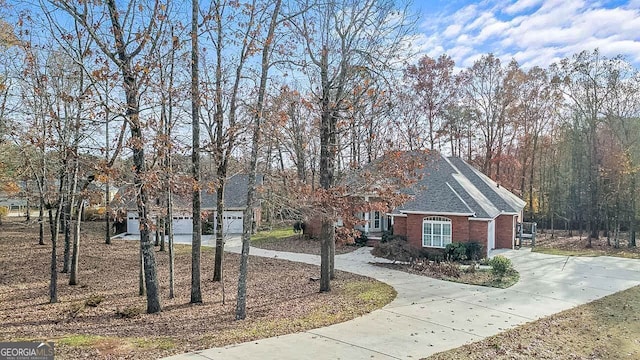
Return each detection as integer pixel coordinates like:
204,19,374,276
201,173,263,209
391,151,525,219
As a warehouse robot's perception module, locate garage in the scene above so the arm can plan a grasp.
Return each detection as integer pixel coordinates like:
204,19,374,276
172,214,193,234
223,210,244,234
126,211,244,235
126,211,140,234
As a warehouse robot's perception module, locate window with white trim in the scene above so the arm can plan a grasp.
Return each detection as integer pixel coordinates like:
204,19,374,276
422,216,452,248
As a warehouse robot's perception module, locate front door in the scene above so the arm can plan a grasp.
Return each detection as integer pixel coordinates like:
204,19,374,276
370,211,381,232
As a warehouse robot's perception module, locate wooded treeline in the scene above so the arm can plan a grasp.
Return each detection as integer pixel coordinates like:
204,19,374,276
0,0,638,315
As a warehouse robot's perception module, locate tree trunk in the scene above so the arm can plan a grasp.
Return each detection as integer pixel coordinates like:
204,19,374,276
213,184,224,282
39,197,44,245
190,0,203,304
320,219,332,292
105,102,111,245
235,0,281,320
69,200,84,285
49,177,65,303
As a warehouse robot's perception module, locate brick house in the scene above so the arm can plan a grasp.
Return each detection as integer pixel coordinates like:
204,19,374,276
387,153,525,257
308,151,525,257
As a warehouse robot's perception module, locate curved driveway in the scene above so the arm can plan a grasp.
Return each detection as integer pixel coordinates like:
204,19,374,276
165,246,640,360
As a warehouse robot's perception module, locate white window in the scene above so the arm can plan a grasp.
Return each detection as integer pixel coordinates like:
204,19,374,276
373,211,381,229
422,216,452,248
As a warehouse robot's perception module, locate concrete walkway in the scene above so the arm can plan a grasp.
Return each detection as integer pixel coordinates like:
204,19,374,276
164,245,640,360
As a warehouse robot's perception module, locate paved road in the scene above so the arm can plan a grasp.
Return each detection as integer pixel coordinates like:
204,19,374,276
159,245,640,360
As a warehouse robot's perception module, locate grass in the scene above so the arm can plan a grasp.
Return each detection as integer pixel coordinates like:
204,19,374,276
533,246,640,259
342,280,397,307
251,228,296,243
426,285,640,359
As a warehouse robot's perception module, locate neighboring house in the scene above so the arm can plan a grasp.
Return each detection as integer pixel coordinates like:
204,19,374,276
119,174,262,235
309,151,525,257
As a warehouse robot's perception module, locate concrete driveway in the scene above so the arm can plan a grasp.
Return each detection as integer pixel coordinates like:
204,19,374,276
162,246,640,360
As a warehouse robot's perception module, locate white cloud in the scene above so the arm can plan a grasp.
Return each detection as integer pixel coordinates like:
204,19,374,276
443,24,462,38
415,0,640,69
504,0,544,14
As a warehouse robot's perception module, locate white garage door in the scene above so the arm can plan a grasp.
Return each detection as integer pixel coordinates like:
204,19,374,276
127,211,140,234
173,215,193,234
223,211,244,234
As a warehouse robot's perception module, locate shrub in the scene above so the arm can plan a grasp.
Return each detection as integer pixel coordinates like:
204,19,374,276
202,219,215,235
380,229,407,243
465,241,483,261
354,232,369,247
371,239,418,263
489,255,513,278
445,242,468,261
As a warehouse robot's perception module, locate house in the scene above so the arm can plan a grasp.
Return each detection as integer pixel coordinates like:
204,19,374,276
310,151,525,257
119,174,262,235
388,152,525,256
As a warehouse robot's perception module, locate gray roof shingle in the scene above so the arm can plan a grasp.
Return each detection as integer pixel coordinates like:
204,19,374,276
391,151,524,218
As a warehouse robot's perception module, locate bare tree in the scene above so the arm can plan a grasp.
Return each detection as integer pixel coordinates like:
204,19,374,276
236,0,283,320
291,0,414,291
191,0,203,304
51,0,167,313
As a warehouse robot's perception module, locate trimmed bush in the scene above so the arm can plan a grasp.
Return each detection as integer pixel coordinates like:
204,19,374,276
465,241,483,261
445,242,468,261
489,255,513,278
380,228,407,242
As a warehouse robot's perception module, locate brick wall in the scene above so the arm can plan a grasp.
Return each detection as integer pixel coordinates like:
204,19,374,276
495,215,515,249
393,216,407,237
404,214,470,249
468,220,488,244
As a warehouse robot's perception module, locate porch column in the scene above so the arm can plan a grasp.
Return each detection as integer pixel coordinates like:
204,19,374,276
363,195,370,235
364,211,370,235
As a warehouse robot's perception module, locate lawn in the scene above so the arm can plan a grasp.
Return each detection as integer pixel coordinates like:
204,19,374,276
0,218,395,359
426,285,640,359
532,231,640,259
251,227,357,255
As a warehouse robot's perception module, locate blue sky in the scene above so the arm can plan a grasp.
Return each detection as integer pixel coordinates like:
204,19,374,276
411,0,640,69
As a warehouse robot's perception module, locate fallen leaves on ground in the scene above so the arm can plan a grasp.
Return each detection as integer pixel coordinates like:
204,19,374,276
0,218,395,359
252,234,358,255
533,231,640,258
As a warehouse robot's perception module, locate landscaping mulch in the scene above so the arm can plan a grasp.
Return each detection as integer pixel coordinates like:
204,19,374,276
0,218,394,359
374,261,519,289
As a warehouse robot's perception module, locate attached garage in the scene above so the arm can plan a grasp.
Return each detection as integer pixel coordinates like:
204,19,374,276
126,211,244,235
127,211,140,235
172,214,193,234
222,211,244,234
